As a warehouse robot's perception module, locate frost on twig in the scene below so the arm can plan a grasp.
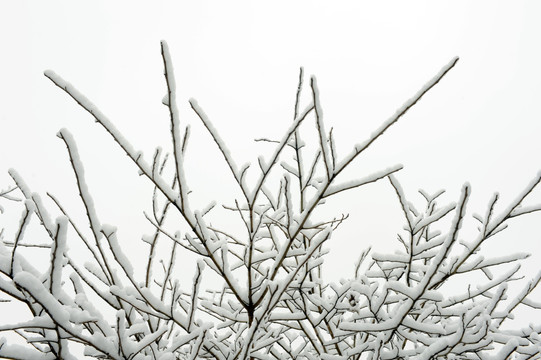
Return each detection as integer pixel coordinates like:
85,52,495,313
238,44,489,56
1,42,540,360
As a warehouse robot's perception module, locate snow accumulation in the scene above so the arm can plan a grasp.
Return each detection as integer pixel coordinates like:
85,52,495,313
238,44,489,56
2,50,540,359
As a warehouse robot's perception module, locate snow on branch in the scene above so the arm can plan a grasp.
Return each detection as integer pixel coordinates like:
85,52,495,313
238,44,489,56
1,45,540,360
44,70,183,219
335,57,459,176
161,40,190,212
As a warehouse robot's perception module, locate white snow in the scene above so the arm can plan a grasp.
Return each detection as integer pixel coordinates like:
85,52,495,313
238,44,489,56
335,57,459,174
324,164,403,198
50,216,68,296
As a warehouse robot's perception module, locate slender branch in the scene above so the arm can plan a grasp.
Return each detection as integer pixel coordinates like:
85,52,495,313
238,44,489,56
334,57,459,176
161,41,189,212
9,201,33,277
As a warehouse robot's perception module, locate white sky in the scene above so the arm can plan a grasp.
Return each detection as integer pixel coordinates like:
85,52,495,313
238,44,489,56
1,1,541,320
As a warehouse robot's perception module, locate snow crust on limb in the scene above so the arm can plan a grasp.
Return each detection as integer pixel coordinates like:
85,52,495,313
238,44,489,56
43,71,139,164
161,41,191,212
0,340,57,360
310,75,333,179
8,169,56,237
189,98,246,194
485,170,541,235
412,201,456,234
50,216,68,296
13,271,121,359
324,164,403,198
335,57,459,175
57,129,103,245
101,224,134,277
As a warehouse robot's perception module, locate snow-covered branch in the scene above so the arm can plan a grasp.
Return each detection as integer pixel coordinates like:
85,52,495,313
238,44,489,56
1,42,539,360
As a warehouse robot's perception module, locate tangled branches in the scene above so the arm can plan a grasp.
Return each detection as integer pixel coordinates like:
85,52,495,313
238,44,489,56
0,42,540,359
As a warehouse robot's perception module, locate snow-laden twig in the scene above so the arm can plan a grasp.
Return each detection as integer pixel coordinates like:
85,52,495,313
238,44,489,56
335,57,459,176
161,40,190,212
189,99,250,202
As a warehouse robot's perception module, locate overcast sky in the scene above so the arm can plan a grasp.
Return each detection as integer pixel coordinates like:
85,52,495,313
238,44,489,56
1,2,541,317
